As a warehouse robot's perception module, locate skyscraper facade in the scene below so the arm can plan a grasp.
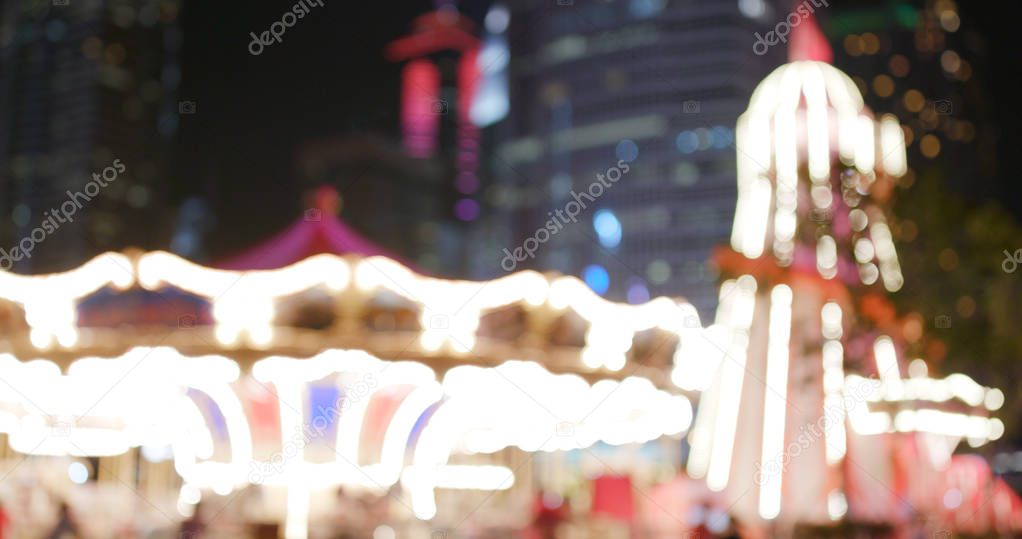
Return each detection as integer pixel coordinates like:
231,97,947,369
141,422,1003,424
479,0,787,317
0,0,182,272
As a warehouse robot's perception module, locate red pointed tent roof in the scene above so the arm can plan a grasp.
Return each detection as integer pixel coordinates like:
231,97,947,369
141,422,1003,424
789,9,833,63
216,187,399,270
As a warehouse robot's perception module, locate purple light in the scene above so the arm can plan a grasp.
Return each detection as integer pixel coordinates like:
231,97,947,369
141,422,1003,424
626,278,650,304
454,198,480,221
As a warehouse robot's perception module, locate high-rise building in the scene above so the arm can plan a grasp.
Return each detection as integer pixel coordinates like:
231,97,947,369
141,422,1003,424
0,0,182,272
479,0,788,317
385,6,485,275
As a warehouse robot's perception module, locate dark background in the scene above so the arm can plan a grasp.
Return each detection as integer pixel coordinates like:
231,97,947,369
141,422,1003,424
175,0,484,256
173,0,1020,259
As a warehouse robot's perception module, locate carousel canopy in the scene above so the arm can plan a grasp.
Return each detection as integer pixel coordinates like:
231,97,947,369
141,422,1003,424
0,244,704,529
217,186,400,270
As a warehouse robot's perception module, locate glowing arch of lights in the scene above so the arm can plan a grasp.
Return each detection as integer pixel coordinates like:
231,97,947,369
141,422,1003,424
731,61,906,289
0,346,693,531
0,253,134,349
2,250,705,377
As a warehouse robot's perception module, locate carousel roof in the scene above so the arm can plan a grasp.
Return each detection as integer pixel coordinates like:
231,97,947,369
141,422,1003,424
0,249,701,384
216,186,401,270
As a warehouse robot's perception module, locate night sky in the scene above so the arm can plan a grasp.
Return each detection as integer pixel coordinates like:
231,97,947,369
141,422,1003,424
956,0,1021,215
174,0,443,256
173,0,1020,259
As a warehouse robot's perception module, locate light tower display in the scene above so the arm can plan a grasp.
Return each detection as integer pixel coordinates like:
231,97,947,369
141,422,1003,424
679,17,1006,535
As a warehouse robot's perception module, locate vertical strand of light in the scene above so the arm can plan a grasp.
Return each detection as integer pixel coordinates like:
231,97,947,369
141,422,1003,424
805,65,831,184
733,113,773,258
278,381,309,539
821,302,846,465
879,114,907,177
748,178,774,257
772,66,801,266
869,218,904,291
837,108,858,164
821,301,848,521
820,66,863,165
816,235,838,279
748,112,774,260
758,284,793,519
854,115,875,174
707,275,757,491
773,107,798,266
873,336,902,390
731,115,751,253
686,370,721,480
687,281,738,479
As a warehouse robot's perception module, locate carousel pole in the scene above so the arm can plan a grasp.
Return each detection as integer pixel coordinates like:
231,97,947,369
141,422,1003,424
277,381,310,539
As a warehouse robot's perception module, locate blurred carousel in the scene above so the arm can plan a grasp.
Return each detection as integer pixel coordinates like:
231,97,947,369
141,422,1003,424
0,236,699,537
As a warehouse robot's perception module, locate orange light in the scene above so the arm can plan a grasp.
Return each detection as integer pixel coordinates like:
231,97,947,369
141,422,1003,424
920,134,941,158
873,75,895,97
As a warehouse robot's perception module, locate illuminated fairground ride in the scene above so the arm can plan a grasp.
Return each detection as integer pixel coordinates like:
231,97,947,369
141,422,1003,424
0,33,1016,539
681,24,1017,536
0,249,698,536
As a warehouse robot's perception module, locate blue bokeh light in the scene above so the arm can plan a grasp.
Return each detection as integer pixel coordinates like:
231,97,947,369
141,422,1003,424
676,131,699,154
583,264,610,295
593,209,623,248
615,139,639,163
